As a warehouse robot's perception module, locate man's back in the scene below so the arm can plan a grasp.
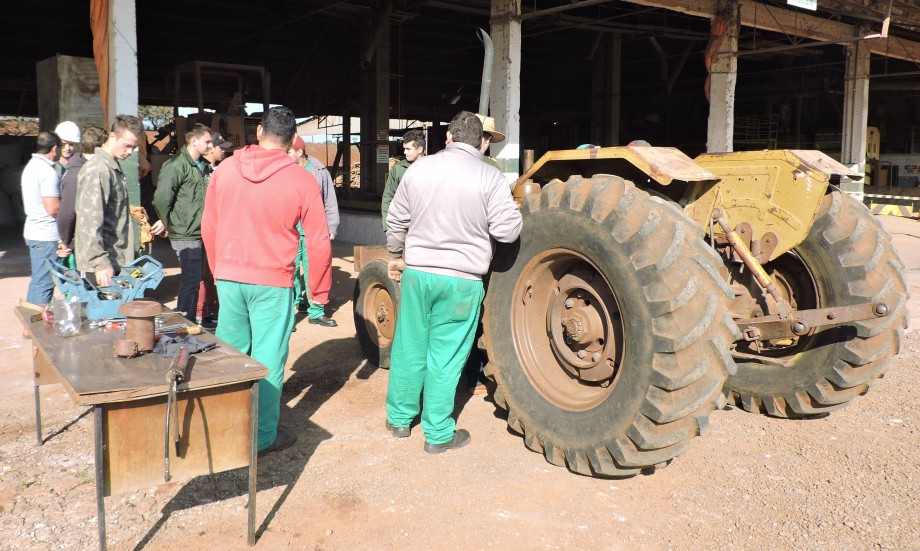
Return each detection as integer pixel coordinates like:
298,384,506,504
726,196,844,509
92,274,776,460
203,145,331,297
386,142,522,280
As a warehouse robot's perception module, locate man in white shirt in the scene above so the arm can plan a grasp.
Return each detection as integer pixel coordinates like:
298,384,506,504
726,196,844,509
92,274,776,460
21,131,63,305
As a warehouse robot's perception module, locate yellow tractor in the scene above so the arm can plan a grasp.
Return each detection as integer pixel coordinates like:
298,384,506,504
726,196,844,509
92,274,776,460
353,145,907,477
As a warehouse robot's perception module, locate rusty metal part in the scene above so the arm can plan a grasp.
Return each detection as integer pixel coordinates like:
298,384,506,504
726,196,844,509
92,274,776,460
512,180,541,204
118,299,163,353
353,246,389,272
713,209,791,319
513,250,624,411
736,302,889,342
113,339,139,358
749,231,778,263
365,283,395,343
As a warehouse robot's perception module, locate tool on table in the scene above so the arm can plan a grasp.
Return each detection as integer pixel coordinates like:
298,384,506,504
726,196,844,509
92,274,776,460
156,324,201,336
46,255,164,320
164,346,189,482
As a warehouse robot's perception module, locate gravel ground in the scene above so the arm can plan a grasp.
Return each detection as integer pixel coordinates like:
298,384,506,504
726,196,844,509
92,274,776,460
0,215,918,551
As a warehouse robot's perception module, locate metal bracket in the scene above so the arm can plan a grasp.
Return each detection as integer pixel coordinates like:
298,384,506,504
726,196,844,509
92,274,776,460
736,302,889,342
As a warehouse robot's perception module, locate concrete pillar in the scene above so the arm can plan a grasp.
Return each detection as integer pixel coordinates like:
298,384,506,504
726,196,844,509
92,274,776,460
840,27,871,194
108,0,138,124
490,0,521,182
706,0,740,153
591,35,621,147
360,11,390,195
35,55,105,131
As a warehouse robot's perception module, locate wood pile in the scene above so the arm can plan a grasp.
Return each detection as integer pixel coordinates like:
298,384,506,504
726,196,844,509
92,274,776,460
0,118,39,136
334,162,361,188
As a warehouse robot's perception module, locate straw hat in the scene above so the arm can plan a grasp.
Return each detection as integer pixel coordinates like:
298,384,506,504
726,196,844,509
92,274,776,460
475,114,506,143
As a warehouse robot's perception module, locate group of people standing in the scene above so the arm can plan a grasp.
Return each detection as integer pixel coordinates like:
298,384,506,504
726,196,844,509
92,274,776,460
21,107,521,459
21,115,146,304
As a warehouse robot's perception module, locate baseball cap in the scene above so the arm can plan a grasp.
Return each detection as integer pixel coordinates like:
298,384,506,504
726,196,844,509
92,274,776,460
210,132,233,149
291,135,306,150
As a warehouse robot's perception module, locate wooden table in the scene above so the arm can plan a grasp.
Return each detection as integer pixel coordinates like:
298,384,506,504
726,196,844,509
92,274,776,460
16,307,268,551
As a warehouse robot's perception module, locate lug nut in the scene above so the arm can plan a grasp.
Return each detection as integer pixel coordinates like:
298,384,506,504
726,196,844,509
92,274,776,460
875,303,889,316
591,352,601,362
565,299,575,308
576,350,587,359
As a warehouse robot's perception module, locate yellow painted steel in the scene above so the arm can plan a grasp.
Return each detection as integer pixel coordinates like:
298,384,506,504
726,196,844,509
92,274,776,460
514,147,862,263
514,146,720,188
691,150,861,262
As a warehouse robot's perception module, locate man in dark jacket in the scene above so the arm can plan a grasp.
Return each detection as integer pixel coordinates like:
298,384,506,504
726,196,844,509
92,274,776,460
153,123,212,319
57,126,107,268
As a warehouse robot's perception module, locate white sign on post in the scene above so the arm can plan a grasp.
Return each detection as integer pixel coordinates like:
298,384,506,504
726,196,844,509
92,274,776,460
787,0,817,10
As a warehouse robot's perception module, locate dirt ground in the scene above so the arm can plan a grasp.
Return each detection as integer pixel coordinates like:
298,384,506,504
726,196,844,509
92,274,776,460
0,214,918,551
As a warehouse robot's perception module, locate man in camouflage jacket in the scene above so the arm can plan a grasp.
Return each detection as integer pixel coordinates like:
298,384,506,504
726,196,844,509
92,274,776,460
74,115,145,286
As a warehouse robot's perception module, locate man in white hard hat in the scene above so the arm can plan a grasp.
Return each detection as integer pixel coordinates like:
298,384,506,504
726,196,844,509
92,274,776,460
53,121,81,171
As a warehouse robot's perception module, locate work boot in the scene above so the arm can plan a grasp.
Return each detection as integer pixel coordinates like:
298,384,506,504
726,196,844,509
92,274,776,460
308,315,337,327
258,425,297,457
423,429,471,454
386,421,410,438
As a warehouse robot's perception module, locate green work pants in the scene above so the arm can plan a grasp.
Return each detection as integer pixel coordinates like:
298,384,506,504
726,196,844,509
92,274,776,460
293,223,326,319
386,268,484,444
215,280,295,451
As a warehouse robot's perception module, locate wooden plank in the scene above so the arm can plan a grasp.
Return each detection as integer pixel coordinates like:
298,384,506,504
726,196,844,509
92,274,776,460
33,343,61,387
102,382,252,496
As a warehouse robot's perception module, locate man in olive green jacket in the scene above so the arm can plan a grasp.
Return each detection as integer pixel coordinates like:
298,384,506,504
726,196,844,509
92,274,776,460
153,123,212,319
381,129,425,231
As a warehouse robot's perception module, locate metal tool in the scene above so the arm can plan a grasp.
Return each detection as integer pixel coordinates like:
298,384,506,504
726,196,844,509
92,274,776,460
156,324,201,336
46,255,165,320
163,346,188,482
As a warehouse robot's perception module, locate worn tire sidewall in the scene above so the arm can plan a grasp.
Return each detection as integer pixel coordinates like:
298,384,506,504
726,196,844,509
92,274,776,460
486,203,657,448
353,258,400,368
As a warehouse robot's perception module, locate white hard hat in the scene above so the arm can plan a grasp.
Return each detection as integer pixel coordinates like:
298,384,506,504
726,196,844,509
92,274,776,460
54,121,81,143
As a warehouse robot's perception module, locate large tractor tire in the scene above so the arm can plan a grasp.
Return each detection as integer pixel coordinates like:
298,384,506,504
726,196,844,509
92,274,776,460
482,175,740,477
725,188,908,417
353,259,400,368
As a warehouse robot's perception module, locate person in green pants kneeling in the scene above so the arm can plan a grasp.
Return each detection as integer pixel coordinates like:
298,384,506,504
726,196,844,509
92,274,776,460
202,106,332,456
384,111,522,454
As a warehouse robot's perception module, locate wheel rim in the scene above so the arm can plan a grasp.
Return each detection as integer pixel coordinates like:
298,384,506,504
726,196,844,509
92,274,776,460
733,250,819,361
363,283,395,346
511,248,624,411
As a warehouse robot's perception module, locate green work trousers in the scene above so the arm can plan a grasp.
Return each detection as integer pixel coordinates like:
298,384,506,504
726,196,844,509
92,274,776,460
386,268,485,444
293,223,326,319
215,280,295,451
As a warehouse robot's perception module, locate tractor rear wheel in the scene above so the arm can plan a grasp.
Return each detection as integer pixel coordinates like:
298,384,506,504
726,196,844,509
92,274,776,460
482,175,739,477
353,259,400,368
725,189,908,417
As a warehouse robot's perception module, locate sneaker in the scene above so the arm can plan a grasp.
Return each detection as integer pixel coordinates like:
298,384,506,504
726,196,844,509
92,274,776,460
423,429,471,454
199,316,218,332
257,425,297,457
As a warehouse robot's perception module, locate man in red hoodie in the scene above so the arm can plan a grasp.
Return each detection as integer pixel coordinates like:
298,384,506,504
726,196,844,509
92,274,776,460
201,106,332,456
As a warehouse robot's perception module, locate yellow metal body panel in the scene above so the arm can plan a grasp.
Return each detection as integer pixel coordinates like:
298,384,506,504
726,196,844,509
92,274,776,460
691,150,861,261
515,146,720,188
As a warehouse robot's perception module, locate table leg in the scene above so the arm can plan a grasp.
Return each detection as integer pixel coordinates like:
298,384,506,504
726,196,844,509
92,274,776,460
248,381,258,545
94,405,107,551
33,380,43,445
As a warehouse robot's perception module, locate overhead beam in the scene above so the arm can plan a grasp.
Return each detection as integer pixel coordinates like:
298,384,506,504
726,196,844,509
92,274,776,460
626,0,920,62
